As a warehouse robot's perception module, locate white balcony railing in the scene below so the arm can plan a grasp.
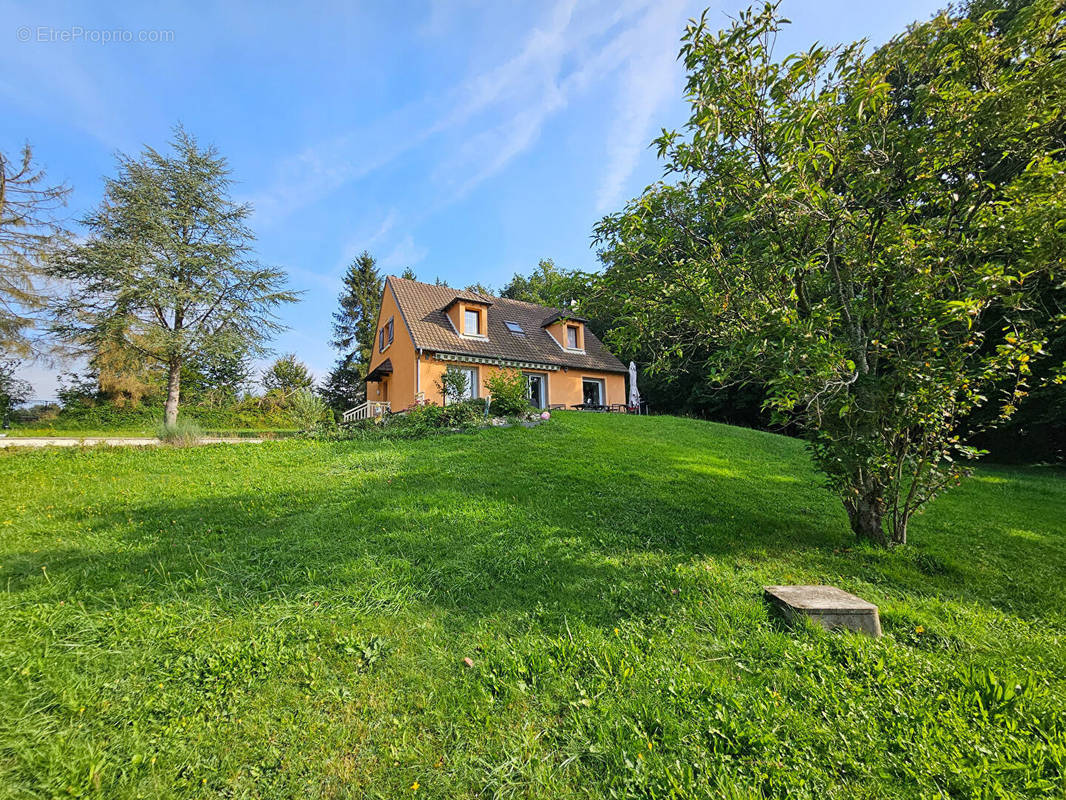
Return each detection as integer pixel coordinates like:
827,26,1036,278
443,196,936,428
342,401,391,423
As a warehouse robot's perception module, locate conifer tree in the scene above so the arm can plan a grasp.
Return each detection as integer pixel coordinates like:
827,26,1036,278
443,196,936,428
0,144,70,355
322,251,382,411
49,126,298,425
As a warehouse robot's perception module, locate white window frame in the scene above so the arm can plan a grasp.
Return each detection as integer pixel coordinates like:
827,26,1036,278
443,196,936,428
457,366,479,400
581,377,605,406
464,308,481,336
524,372,546,409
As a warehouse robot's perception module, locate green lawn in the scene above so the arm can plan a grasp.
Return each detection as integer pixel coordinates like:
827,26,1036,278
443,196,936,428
1,413,1063,799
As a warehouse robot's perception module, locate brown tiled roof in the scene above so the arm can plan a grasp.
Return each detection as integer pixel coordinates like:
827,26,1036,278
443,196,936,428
541,310,588,326
387,276,626,373
443,290,492,308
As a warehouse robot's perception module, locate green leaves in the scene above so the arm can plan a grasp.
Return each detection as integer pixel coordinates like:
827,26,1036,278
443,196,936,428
47,125,299,422
594,0,1066,545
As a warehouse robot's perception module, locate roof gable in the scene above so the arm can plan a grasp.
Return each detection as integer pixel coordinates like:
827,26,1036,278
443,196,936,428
385,276,626,373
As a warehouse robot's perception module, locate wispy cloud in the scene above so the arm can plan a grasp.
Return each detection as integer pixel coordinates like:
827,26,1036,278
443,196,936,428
379,235,428,273
596,0,689,212
335,209,397,270
248,0,685,226
245,108,434,227
434,0,671,198
285,208,400,294
0,26,127,149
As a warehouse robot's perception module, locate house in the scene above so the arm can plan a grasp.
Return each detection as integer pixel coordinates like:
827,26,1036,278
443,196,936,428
346,276,627,420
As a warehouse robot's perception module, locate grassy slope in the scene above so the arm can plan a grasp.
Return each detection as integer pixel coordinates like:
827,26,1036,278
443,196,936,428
0,413,1063,799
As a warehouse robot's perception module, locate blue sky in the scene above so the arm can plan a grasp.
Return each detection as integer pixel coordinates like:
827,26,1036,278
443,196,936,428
2,0,943,401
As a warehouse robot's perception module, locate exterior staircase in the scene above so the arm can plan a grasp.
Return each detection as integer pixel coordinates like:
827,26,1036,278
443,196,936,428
342,401,391,423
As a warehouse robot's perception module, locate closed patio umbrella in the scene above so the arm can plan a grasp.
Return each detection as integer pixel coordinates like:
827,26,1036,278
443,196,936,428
628,361,640,412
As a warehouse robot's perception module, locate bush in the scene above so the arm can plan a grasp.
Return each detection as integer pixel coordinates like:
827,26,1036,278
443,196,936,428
436,368,470,405
323,398,495,442
484,369,530,417
15,399,299,433
289,389,333,432
443,398,487,428
155,418,204,446
11,403,61,423
404,402,447,433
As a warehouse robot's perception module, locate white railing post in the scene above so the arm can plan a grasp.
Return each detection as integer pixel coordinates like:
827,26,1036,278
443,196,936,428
342,401,391,423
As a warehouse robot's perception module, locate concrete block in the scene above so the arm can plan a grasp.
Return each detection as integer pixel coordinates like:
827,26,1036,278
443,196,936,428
764,585,882,637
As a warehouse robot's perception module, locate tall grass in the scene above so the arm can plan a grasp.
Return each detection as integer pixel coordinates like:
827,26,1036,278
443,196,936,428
154,418,204,446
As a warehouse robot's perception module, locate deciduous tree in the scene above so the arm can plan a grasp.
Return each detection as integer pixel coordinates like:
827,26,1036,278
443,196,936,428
594,0,1065,546
0,358,32,419
262,353,313,395
499,259,584,308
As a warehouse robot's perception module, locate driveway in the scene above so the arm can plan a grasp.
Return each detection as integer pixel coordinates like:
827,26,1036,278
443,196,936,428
0,436,265,447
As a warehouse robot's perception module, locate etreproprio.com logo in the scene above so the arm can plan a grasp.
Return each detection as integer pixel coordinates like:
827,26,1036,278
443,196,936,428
16,26,175,44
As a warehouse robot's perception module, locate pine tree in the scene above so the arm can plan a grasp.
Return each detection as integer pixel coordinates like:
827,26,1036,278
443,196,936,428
319,361,365,413
323,251,382,411
0,144,70,355
331,251,382,369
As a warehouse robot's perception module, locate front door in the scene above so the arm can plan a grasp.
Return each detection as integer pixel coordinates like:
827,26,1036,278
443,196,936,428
525,373,545,409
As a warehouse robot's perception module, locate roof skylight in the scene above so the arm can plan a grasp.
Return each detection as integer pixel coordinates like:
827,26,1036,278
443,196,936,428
504,321,525,336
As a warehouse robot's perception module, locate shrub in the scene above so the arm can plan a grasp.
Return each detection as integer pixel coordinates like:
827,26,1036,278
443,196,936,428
155,418,204,446
404,402,447,433
12,403,60,423
325,397,496,442
485,369,530,417
14,398,299,433
289,389,333,432
442,398,486,428
436,368,469,405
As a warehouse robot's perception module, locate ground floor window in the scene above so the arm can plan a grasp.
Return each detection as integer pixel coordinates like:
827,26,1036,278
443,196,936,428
455,366,478,400
524,372,546,409
582,378,604,406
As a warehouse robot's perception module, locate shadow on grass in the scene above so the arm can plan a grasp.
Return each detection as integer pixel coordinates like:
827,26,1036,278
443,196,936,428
4,423,1063,628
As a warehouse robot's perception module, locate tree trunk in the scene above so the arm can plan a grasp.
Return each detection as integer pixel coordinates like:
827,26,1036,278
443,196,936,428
890,514,908,547
844,491,889,548
164,359,181,427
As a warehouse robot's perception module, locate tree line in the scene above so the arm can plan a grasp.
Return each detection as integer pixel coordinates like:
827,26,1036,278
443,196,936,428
1,127,302,427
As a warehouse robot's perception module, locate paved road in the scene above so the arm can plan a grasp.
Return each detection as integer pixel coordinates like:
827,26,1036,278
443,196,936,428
0,437,265,448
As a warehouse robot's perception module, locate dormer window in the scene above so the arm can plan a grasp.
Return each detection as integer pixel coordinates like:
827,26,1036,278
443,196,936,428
444,295,492,339
566,325,579,349
464,309,480,335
